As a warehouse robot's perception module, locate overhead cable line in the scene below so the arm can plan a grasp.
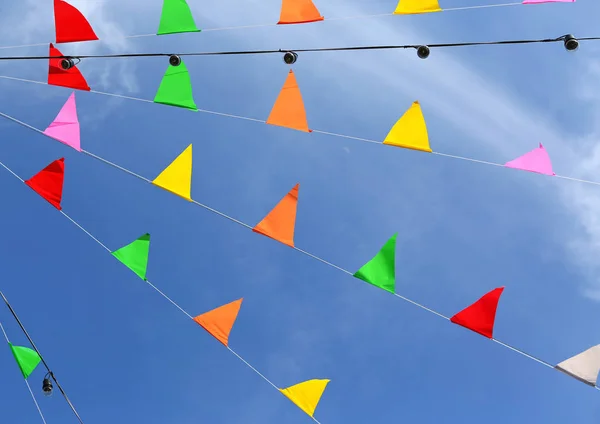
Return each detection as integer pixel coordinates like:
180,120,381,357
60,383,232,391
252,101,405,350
0,34,590,69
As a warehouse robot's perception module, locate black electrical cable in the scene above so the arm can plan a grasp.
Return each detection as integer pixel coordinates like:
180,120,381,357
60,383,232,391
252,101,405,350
0,34,597,61
0,291,85,424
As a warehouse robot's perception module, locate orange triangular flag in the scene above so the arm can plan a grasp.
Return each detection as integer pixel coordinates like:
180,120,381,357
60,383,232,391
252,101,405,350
193,299,243,347
253,184,299,247
266,70,311,132
278,0,324,24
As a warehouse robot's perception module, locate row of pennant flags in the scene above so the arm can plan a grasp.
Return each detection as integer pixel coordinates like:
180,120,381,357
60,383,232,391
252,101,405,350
45,0,576,45
44,65,559,179
1,89,600,423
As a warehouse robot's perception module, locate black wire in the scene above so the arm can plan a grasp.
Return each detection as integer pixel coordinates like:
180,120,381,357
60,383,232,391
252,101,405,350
0,35,598,61
0,291,85,424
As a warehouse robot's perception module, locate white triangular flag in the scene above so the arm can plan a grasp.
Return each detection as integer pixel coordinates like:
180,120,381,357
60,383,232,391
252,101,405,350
555,345,600,386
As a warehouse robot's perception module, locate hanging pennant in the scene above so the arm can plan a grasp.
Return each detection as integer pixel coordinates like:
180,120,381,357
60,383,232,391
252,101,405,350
393,0,442,14
266,70,311,132
253,184,299,247
154,60,198,111
111,233,151,280
25,158,65,210
9,343,42,380
152,144,193,201
555,345,600,386
450,287,504,339
278,0,324,24
383,101,432,152
157,0,201,35
43,92,81,151
193,298,243,347
279,379,330,417
48,44,91,91
353,234,397,293
54,0,98,43
504,143,555,176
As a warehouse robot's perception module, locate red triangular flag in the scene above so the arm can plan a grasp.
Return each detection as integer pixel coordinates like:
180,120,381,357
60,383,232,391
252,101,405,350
48,43,91,91
54,0,98,43
25,158,65,210
450,287,504,339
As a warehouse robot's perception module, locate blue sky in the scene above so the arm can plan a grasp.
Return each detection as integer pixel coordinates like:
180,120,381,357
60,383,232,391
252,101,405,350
0,0,599,422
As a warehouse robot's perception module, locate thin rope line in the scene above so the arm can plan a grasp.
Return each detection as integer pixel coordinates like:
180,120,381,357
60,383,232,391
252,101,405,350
0,111,595,392
0,155,323,422
0,322,48,424
0,2,542,51
3,74,600,189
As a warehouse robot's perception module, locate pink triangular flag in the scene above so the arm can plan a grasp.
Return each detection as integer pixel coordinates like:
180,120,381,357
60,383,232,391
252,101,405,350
43,92,81,151
522,0,574,4
504,143,555,176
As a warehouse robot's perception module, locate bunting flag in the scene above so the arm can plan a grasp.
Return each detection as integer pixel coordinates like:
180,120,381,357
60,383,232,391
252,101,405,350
383,101,432,153
555,345,600,386
157,0,200,35
9,343,41,380
43,92,81,151
111,233,151,280
154,60,198,111
266,70,311,132
25,158,65,210
48,44,91,91
393,0,443,14
53,0,98,43
193,298,243,347
504,143,555,176
523,0,574,3
353,234,396,294
279,379,330,418
450,287,504,339
151,144,193,201
253,184,299,247
278,0,324,24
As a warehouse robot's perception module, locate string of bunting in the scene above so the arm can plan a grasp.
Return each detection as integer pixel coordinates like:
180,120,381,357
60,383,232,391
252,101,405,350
0,91,599,421
0,57,597,187
0,0,575,51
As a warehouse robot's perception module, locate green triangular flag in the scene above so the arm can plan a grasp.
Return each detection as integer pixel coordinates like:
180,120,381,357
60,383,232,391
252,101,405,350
9,343,41,379
157,0,200,35
353,233,397,293
111,233,151,280
153,61,198,111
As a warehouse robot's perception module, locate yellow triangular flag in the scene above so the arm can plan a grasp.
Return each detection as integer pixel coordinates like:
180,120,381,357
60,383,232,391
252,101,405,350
383,101,432,152
279,379,330,418
152,144,193,201
393,0,442,14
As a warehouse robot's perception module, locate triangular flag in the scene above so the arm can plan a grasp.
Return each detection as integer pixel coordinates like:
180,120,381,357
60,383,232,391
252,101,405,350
157,0,201,34
523,0,574,4
353,234,396,294
43,92,81,151
383,101,432,152
504,143,555,176
266,70,311,132
152,144,193,201
253,184,299,247
153,60,198,111
193,299,243,347
54,0,98,43
278,0,324,24
280,379,330,417
393,0,442,14
555,345,600,386
25,158,65,210
48,43,90,91
450,287,504,339
9,343,41,380
111,233,151,280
